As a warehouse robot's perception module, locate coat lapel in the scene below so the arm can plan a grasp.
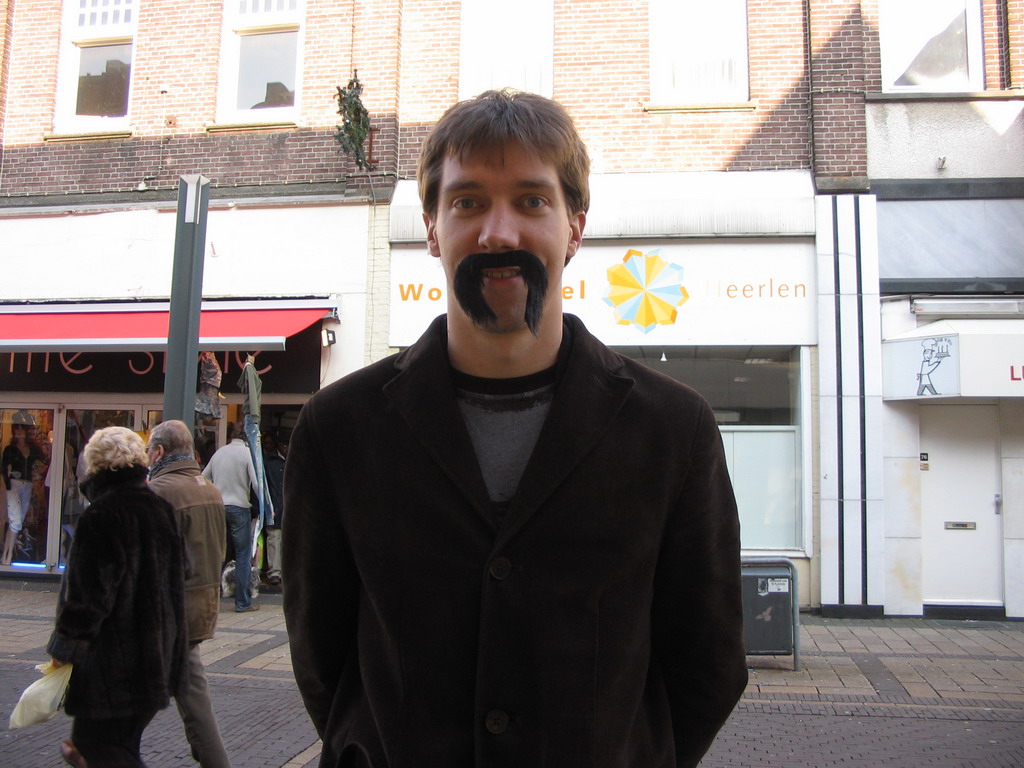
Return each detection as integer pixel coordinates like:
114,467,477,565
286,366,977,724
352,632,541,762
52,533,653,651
495,317,634,547
384,316,496,529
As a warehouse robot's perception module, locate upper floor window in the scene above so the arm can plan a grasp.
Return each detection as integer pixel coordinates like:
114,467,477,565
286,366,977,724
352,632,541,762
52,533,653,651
649,0,749,105
878,0,984,93
459,0,553,100
55,0,136,133
217,0,303,124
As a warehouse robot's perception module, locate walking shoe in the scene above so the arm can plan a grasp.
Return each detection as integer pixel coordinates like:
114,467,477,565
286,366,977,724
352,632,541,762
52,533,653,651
235,604,260,613
61,739,88,768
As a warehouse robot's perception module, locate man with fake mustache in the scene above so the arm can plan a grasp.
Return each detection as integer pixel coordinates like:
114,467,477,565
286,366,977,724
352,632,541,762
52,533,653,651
283,90,746,768
451,250,549,337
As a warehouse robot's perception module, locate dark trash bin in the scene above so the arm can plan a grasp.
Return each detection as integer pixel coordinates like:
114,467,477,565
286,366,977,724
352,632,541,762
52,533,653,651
741,557,800,670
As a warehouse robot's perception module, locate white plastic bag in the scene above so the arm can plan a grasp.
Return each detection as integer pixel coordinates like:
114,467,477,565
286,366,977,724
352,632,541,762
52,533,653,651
8,660,72,729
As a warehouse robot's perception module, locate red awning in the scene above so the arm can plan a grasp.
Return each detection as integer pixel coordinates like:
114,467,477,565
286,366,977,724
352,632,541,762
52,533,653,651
0,306,329,352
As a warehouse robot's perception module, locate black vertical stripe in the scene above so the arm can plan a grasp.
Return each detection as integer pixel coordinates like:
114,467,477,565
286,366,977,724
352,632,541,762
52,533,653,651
854,196,869,605
832,196,845,604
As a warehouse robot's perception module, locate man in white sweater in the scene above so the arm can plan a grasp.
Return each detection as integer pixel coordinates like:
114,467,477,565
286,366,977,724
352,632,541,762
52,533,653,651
202,422,260,612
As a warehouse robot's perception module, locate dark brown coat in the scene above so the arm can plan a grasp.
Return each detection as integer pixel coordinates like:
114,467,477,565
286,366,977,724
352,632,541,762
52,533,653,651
47,465,189,719
283,315,747,768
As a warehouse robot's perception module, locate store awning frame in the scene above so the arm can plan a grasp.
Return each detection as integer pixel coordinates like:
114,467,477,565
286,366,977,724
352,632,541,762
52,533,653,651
0,300,336,353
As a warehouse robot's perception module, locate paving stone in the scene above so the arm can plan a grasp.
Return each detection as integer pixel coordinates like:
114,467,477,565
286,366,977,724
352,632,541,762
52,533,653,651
2,581,1022,767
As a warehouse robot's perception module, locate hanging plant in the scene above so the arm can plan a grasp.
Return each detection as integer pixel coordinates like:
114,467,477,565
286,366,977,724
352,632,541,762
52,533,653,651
335,71,373,171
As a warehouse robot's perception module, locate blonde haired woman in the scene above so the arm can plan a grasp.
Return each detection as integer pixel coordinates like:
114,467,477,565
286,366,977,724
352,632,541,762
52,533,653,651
48,427,189,767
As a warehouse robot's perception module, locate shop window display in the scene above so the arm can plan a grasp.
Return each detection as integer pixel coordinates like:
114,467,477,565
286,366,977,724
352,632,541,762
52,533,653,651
58,409,135,568
1,409,53,567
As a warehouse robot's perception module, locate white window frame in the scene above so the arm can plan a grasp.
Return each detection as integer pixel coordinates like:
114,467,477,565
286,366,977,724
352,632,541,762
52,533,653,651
458,0,553,100
648,0,750,105
217,0,304,125
878,0,985,93
54,0,137,134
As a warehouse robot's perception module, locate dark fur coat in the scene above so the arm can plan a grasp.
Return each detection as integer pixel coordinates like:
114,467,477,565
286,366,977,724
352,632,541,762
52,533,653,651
47,464,189,719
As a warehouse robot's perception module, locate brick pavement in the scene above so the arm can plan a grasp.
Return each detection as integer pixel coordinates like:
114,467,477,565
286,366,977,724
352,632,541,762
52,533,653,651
2,579,1022,767
1,580,319,768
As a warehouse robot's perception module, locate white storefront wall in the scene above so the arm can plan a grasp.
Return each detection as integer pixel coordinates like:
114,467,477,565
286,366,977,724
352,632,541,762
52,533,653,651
814,195,885,616
867,95,1024,618
389,239,818,347
0,200,372,382
881,299,1024,618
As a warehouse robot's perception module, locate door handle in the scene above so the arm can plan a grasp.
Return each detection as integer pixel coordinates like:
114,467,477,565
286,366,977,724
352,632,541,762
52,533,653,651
995,494,1002,514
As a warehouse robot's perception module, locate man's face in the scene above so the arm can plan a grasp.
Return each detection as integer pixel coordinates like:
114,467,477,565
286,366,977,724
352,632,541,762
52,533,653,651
423,143,585,335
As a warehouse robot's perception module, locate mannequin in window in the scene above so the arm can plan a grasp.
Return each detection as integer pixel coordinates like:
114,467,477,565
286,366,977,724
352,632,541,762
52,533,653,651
2,413,44,565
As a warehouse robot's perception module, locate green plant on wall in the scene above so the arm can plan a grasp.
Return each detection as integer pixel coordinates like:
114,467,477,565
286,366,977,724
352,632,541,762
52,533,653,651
335,71,373,171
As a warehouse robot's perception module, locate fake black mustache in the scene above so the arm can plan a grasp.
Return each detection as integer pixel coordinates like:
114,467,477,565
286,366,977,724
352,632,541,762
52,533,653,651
452,250,550,335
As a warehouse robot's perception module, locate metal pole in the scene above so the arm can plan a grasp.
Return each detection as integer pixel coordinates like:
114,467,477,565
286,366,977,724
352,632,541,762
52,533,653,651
163,175,210,431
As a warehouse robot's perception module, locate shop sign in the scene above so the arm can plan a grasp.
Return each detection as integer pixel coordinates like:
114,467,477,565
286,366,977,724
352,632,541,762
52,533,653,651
883,321,1024,399
882,335,961,398
389,240,817,347
0,326,321,394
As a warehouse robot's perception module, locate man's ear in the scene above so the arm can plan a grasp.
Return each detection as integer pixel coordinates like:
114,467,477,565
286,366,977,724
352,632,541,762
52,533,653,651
423,213,440,259
564,211,586,266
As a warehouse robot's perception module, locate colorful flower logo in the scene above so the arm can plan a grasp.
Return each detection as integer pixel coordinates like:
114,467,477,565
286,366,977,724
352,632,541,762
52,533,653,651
603,249,689,333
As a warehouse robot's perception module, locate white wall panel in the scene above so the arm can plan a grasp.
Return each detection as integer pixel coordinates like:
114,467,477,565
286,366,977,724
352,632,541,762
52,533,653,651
884,537,923,616
0,203,370,302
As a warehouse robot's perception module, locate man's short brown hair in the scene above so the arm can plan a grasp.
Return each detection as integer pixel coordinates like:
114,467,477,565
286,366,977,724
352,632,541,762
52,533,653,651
417,89,590,220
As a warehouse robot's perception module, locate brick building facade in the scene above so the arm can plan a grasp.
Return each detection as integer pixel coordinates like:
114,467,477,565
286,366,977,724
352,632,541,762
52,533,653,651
1,0,1022,618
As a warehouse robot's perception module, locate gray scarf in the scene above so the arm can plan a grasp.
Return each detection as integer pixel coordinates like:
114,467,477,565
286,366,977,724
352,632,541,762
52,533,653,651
148,452,195,479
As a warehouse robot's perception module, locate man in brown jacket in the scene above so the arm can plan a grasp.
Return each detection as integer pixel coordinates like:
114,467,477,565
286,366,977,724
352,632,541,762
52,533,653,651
148,420,232,768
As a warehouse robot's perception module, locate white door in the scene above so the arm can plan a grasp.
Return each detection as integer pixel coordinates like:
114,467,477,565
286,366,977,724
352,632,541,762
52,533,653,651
920,404,1003,607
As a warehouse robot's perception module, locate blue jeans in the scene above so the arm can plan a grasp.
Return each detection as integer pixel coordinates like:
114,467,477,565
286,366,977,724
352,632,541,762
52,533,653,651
226,505,253,610
243,415,269,528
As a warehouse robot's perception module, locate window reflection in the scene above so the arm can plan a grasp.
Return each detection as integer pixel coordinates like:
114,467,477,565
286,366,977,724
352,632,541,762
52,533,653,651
879,0,982,92
76,43,132,116
237,31,297,110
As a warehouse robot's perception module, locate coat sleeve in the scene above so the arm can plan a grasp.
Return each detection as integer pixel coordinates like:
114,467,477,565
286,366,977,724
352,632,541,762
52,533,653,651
282,398,361,738
652,399,748,767
46,508,127,664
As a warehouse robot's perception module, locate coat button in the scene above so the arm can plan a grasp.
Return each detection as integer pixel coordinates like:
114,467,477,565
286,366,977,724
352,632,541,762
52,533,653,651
485,709,509,734
489,557,512,580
